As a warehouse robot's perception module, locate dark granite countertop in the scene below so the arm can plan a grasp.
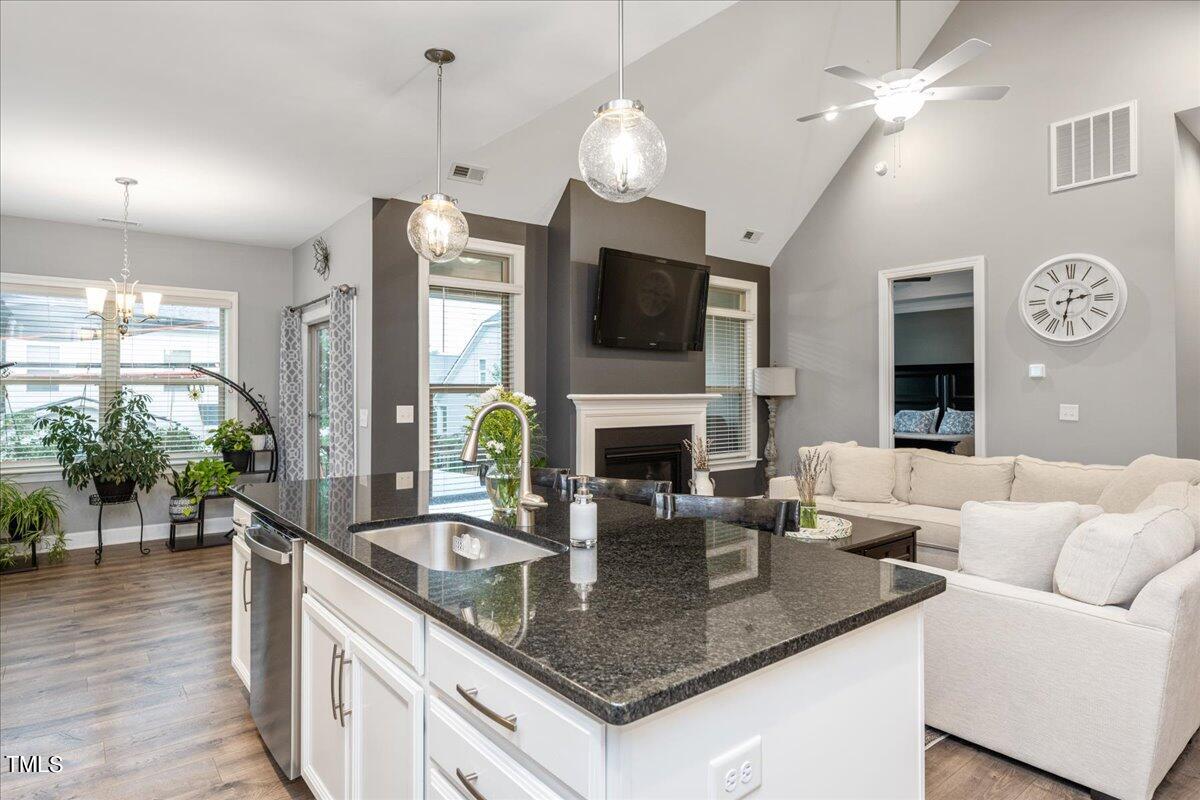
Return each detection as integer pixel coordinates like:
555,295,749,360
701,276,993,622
231,472,943,725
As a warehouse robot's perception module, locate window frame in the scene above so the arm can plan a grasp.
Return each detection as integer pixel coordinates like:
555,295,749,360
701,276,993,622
418,238,525,472
0,271,238,479
705,274,758,473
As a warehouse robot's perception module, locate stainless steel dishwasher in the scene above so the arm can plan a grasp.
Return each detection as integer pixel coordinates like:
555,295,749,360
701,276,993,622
245,514,303,780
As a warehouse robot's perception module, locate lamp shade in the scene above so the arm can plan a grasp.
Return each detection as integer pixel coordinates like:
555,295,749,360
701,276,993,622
753,367,796,397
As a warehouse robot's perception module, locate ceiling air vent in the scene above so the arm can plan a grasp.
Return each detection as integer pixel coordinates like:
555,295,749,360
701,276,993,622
1050,100,1137,193
740,229,763,244
447,163,487,185
98,217,141,227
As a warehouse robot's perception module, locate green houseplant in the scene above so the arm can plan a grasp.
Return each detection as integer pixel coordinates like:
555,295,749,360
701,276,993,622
0,479,67,569
247,418,271,451
188,457,239,498
166,464,201,522
35,388,169,501
462,386,542,513
206,419,252,472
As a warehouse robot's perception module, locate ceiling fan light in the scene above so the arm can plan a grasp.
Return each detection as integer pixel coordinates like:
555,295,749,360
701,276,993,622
874,91,925,123
823,107,839,121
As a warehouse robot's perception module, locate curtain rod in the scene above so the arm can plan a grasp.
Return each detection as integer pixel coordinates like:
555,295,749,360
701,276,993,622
287,283,356,313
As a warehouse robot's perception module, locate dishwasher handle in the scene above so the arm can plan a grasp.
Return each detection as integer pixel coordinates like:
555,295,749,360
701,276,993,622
244,524,292,565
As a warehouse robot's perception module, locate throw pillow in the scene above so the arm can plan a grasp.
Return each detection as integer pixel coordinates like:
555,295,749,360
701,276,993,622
894,408,937,434
797,441,857,496
831,447,897,504
1054,507,1196,606
937,408,975,435
908,451,1016,510
1136,480,1200,549
959,501,1085,591
1010,455,1123,504
1096,454,1200,512
892,448,917,503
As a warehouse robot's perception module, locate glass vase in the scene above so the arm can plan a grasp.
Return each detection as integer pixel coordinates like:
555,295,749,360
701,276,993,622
799,502,820,530
485,474,521,513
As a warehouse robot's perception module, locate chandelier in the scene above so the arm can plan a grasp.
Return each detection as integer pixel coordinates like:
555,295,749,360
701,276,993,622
86,177,161,336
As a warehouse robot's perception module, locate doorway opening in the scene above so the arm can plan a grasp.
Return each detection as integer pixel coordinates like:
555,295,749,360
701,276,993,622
878,257,987,455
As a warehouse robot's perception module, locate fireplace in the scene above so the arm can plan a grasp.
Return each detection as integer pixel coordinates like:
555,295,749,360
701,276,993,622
594,425,692,493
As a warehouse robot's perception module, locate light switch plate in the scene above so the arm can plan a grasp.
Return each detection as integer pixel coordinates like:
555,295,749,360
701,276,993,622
707,735,761,800
1059,404,1079,422
395,405,414,424
395,471,413,490
1028,364,1046,379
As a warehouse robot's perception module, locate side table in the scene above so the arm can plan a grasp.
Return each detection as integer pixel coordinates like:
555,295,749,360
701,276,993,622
89,493,146,565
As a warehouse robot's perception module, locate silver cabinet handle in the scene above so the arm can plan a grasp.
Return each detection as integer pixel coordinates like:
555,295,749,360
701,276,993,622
456,769,486,800
455,684,517,732
337,650,352,727
330,643,339,721
241,562,250,611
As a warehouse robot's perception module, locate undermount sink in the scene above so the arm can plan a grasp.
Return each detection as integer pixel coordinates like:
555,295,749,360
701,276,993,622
353,520,565,572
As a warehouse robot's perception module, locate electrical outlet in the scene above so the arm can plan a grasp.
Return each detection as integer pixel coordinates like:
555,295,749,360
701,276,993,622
707,736,762,800
395,471,413,490
1059,404,1079,422
395,405,414,424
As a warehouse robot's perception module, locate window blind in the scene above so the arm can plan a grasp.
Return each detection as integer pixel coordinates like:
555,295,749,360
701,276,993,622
705,313,752,459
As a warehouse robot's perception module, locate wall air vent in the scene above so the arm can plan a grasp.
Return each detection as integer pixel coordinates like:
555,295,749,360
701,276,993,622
98,217,142,227
1050,100,1137,193
447,163,487,185
740,229,764,244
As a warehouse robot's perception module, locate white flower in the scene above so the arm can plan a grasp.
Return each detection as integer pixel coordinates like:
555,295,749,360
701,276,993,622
485,440,505,453
478,387,500,405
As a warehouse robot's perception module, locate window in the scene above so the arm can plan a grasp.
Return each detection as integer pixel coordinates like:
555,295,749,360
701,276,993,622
1,274,236,469
421,242,524,504
705,276,757,468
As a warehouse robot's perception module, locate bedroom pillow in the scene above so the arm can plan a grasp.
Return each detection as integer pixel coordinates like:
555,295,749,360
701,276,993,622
831,447,896,504
798,441,857,496
958,501,1085,591
1136,480,1200,548
894,408,938,434
1054,507,1196,606
937,408,975,435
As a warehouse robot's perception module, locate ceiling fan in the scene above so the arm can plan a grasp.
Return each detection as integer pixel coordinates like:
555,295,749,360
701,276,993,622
797,0,1009,135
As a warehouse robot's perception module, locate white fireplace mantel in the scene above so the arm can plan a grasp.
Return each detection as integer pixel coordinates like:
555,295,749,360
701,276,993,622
567,394,720,475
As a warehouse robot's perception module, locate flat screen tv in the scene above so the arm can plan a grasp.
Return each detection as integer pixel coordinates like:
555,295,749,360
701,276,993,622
592,248,710,351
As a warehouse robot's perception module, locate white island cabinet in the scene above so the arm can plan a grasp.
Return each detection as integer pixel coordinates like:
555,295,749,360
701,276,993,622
230,505,252,691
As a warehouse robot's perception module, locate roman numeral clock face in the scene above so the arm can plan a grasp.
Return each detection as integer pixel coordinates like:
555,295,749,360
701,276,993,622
1020,254,1127,345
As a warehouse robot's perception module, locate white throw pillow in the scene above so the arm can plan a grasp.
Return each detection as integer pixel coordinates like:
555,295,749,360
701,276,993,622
1136,481,1200,550
958,501,1085,591
1095,455,1200,512
831,447,896,504
1054,507,1196,606
798,441,857,496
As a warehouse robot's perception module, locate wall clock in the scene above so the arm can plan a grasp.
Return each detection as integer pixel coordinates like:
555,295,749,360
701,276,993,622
1019,253,1127,345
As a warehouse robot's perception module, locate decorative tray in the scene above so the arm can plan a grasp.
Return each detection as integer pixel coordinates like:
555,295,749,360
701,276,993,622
785,514,853,541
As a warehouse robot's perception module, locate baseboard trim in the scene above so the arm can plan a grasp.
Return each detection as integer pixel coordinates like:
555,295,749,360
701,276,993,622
61,518,232,552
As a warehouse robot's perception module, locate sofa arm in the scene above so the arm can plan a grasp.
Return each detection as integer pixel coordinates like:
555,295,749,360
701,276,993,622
1129,550,1200,632
767,476,798,499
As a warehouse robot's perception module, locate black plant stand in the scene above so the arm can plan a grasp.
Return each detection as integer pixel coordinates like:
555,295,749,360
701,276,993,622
89,493,146,565
167,493,234,552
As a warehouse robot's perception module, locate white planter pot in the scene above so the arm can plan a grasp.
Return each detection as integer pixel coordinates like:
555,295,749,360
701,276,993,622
691,469,715,496
250,434,267,451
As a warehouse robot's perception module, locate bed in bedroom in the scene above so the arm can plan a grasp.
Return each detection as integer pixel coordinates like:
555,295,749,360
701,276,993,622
893,362,975,455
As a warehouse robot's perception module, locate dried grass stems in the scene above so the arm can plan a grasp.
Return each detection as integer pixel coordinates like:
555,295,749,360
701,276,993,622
792,450,829,505
684,436,710,470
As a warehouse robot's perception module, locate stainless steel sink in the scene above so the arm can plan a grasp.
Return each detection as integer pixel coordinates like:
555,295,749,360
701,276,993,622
353,520,564,572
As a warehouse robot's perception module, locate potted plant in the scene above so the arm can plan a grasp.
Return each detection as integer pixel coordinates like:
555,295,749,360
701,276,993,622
684,436,714,495
462,386,542,513
0,479,67,570
35,388,169,501
206,418,252,472
248,418,270,452
166,463,201,522
188,457,239,498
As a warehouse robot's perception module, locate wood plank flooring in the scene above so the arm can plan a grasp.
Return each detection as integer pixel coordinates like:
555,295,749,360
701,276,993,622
2,543,1197,799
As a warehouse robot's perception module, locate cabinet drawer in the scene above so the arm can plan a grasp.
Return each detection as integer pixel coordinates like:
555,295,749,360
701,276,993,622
859,537,915,562
428,698,563,800
303,548,424,675
428,623,602,799
428,766,468,800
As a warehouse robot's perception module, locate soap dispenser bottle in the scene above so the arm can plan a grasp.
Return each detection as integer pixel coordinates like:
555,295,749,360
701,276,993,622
569,477,597,549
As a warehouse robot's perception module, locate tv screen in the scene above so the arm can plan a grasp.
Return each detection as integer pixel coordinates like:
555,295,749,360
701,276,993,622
592,248,710,351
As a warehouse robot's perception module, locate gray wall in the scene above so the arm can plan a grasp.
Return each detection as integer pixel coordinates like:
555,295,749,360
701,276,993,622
0,214,292,535
894,307,975,366
292,201,373,475
1176,116,1200,458
771,0,1200,465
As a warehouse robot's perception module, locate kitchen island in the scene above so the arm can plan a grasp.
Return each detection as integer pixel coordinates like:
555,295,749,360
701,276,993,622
231,473,943,799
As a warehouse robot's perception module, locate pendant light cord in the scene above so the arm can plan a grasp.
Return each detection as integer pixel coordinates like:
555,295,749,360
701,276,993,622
895,0,901,70
617,0,624,100
436,63,443,195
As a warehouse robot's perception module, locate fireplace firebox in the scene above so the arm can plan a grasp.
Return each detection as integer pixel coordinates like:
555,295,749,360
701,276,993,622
594,425,692,493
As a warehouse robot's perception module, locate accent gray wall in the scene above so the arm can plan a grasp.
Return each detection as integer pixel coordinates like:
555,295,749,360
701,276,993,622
771,0,1200,466
894,308,974,366
1176,116,1200,458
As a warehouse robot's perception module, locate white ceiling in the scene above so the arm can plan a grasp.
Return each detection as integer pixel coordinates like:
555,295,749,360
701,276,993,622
1,0,959,264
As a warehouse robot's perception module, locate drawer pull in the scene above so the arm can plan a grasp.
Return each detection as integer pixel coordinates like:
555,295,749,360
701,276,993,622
241,562,251,611
455,769,487,800
455,684,517,732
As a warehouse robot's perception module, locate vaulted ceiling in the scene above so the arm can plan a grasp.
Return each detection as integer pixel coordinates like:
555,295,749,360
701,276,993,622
1,1,958,264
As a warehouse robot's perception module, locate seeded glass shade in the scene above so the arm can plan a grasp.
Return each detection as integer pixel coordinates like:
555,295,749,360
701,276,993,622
407,193,469,263
578,101,667,203
753,367,797,397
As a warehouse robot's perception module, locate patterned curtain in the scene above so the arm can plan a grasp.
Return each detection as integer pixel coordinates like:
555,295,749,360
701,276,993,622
277,309,305,481
327,289,356,478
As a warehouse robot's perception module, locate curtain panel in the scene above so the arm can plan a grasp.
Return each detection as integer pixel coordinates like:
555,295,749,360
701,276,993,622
277,309,305,481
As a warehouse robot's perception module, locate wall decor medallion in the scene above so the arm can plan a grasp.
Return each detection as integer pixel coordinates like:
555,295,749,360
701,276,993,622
1019,253,1127,345
312,237,330,281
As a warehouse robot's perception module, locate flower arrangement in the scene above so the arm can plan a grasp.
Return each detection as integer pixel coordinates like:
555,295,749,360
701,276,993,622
463,386,543,511
792,450,829,529
684,436,710,470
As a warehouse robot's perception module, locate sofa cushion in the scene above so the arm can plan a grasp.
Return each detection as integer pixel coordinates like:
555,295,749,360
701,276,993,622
815,496,901,518
958,501,1085,591
892,448,918,503
872,504,962,551
1010,455,1123,505
798,441,857,496
831,447,896,503
1054,507,1196,606
1096,454,1200,512
1136,481,1200,548
908,451,1016,510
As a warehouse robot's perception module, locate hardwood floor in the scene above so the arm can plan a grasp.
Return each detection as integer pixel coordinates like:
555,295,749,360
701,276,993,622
2,543,1197,799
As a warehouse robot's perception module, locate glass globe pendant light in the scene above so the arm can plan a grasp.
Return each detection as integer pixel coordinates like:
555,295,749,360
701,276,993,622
408,48,469,263
578,0,667,203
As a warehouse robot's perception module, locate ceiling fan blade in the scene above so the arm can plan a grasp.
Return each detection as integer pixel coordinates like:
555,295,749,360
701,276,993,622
825,65,888,92
796,97,877,123
923,85,1010,101
883,119,905,136
908,39,991,91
